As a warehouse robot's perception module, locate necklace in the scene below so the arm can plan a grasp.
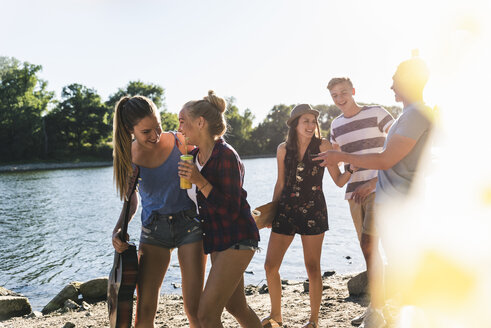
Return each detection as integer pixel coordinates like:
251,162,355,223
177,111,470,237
198,147,213,166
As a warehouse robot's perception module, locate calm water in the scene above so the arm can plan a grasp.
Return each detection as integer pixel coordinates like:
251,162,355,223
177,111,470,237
0,157,364,311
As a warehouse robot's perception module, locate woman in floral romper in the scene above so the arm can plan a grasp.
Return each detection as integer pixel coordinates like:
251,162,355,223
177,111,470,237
262,104,352,328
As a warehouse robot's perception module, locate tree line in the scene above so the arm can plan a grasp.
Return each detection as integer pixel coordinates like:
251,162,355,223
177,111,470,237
0,57,402,163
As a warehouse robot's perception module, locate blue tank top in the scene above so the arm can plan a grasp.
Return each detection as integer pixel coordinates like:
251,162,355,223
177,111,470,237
138,133,196,227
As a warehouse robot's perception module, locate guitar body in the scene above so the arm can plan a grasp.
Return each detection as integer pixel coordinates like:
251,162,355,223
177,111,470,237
108,243,138,328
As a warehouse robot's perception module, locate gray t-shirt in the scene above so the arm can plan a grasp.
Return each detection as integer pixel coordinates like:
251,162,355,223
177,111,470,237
375,102,432,204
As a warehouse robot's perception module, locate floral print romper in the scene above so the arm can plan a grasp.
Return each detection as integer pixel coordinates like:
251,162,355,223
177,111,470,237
272,138,328,235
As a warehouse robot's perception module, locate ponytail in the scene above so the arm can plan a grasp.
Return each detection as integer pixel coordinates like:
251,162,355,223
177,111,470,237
112,95,157,200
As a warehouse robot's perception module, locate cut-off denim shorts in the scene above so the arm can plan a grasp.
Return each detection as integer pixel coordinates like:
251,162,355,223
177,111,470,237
229,239,260,252
140,209,202,249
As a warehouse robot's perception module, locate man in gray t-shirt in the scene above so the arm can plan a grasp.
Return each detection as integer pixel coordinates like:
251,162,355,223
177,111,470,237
375,101,432,203
315,56,433,328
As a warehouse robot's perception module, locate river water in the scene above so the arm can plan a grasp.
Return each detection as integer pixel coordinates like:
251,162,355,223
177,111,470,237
0,157,364,311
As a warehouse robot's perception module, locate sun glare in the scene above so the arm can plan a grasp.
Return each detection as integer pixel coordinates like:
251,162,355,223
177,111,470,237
376,3,491,327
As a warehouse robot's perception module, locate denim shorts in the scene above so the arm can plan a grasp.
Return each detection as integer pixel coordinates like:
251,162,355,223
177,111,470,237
140,209,202,249
228,239,260,252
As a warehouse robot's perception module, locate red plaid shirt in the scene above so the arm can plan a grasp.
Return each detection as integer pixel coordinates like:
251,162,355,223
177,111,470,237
191,138,260,254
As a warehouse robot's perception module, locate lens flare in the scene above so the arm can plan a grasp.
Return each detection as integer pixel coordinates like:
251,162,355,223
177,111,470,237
376,4,491,328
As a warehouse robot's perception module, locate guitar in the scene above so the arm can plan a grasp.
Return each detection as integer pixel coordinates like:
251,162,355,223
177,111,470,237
108,166,140,328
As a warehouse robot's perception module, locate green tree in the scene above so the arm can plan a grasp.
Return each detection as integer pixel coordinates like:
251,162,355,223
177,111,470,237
224,97,255,155
160,109,179,131
0,57,54,162
313,104,341,137
106,80,165,110
250,104,292,155
357,102,402,119
46,84,111,156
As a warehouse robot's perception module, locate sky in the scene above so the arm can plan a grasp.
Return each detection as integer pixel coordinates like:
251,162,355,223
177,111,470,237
1,0,490,123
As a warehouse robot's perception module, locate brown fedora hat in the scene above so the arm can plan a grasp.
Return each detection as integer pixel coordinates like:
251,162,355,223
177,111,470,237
287,104,319,127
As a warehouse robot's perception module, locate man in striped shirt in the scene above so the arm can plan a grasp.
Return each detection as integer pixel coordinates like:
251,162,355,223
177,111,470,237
327,77,394,328
319,57,433,328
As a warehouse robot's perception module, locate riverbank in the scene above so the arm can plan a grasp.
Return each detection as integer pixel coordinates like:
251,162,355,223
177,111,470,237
0,154,275,173
0,162,112,173
1,273,401,328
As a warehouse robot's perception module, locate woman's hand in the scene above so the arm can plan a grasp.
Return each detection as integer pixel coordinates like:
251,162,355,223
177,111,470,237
112,228,129,253
178,161,205,186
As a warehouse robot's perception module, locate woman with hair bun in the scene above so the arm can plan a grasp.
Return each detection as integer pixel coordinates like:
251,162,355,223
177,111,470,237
112,95,206,327
178,90,261,328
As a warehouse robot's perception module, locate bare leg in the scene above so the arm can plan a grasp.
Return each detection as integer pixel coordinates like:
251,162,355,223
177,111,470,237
361,233,384,309
198,249,261,328
178,241,207,328
225,275,261,327
135,243,171,328
301,233,325,326
263,232,294,324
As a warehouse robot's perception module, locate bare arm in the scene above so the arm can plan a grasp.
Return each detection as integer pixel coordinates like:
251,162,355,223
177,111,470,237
178,160,213,198
322,139,353,187
272,143,286,202
316,134,418,170
326,164,353,187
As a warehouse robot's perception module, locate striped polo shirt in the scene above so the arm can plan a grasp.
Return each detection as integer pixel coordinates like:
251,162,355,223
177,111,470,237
330,106,394,200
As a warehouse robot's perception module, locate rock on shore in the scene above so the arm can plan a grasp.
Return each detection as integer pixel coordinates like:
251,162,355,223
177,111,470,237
0,287,32,321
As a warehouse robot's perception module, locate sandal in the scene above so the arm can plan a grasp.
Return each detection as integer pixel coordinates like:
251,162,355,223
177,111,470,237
302,322,317,328
261,316,283,328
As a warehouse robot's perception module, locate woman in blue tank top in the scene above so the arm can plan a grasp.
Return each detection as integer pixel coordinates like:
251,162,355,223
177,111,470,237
112,95,206,327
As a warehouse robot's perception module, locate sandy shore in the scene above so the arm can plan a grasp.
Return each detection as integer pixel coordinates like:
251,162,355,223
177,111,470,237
0,273,402,328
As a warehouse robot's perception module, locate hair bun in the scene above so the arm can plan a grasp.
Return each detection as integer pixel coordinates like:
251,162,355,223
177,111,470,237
205,90,226,114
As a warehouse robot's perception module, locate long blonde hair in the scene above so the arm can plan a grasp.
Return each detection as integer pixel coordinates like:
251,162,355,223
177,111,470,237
113,95,158,200
184,90,227,139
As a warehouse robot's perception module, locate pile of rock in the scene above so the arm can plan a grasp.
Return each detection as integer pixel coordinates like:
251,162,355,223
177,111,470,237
0,277,108,321
42,277,108,314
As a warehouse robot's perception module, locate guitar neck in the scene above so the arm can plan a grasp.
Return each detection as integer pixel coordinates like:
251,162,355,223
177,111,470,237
120,199,131,240
120,166,139,241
